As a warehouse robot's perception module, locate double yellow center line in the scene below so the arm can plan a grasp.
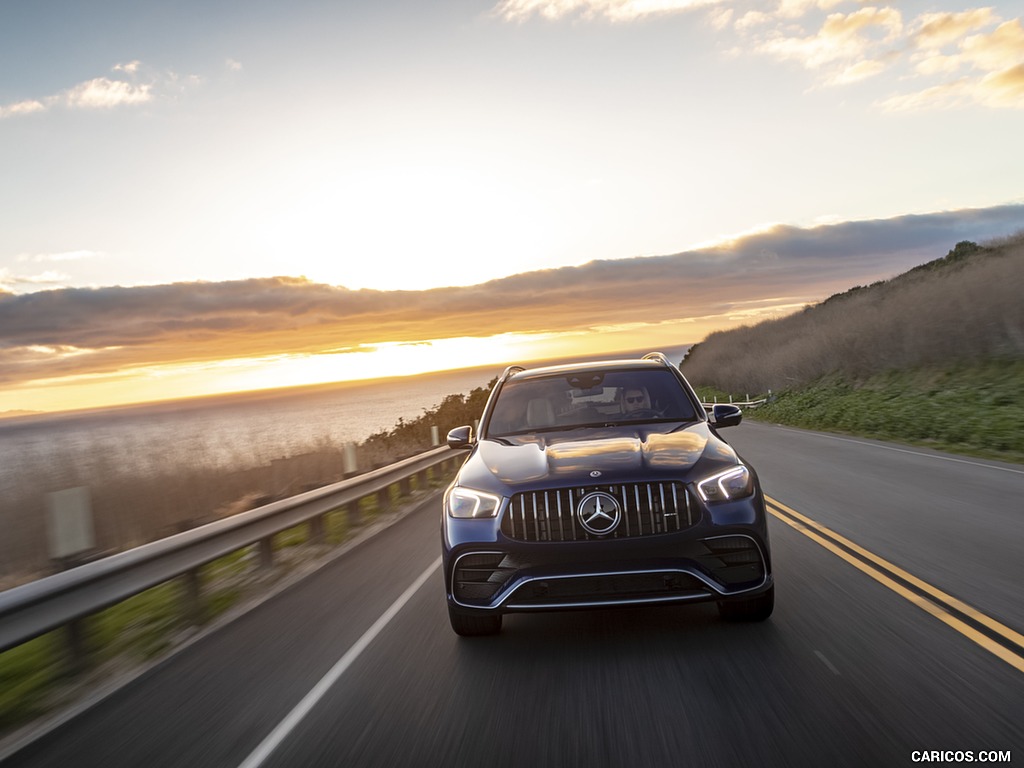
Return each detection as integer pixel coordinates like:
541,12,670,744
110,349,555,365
765,496,1024,674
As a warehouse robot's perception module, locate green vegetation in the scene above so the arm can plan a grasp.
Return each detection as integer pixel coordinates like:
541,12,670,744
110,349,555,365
0,581,188,731
684,233,1024,465
0,634,60,729
708,360,1024,463
360,381,494,464
0,469,448,735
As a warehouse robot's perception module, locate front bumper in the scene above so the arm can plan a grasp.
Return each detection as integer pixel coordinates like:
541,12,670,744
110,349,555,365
443,494,772,614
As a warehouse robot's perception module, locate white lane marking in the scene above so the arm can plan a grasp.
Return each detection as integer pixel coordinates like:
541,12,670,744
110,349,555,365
238,556,442,768
762,425,1024,475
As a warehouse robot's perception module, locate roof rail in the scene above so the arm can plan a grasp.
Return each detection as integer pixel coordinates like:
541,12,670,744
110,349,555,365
500,365,526,382
642,352,672,367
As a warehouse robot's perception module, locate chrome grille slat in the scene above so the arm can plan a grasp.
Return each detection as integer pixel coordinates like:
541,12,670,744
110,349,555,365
670,484,680,530
502,482,695,543
646,484,656,534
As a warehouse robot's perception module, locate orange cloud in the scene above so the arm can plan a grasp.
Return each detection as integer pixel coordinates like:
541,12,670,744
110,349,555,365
494,0,715,23
2,205,1023,392
912,8,998,49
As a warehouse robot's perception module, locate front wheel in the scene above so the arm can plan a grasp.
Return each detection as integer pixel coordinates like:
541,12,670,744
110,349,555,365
717,585,774,622
448,606,503,636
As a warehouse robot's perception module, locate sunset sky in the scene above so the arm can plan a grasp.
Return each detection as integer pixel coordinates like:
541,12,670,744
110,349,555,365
2,0,1023,414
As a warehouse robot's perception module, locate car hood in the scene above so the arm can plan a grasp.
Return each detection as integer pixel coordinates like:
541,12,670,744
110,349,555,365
459,423,738,493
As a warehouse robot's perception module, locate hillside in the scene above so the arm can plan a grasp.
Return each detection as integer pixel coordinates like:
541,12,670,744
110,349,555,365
680,233,1024,393
679,232,1024,461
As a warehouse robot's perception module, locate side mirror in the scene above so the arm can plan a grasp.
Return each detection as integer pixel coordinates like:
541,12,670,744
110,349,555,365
711,404,742,428
446,425,475,450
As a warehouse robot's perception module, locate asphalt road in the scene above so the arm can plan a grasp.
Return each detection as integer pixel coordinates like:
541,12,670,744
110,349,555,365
4,422,1022,767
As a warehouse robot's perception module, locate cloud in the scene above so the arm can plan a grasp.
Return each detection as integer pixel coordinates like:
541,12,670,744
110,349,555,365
912,8,998,49
0,100,46,119
978,62,1024,106
113,60,142,74
876,16,1024,110
742,3,1024,109
498,0,1024,111
876,78,974,112
3,205,1023,389
63,77,153,109
0,61,193,120
0,268,72,291
17,250,99,264
750,6,903,82
494,0,716,23
774,0,846,19
1,252,100,292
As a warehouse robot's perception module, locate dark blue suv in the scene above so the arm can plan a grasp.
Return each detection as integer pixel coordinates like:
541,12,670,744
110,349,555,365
442,352,773,636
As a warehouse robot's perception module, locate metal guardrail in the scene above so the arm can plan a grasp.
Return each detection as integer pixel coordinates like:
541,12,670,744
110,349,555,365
0,446,459,656
701,398,768,409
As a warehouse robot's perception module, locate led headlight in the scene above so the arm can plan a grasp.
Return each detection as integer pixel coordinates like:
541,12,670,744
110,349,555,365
696,465,754,503
446,486,502,518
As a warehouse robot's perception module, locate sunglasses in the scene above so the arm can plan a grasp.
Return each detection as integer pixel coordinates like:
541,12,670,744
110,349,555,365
625,396,645,404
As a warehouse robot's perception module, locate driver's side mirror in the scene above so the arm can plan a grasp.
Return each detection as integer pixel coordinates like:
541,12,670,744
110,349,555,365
446,425,475,449
711,404,742,428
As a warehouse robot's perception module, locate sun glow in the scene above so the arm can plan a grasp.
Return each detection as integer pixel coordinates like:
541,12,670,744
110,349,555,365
231,160,560,291
0,332,575,415
0,298,814,417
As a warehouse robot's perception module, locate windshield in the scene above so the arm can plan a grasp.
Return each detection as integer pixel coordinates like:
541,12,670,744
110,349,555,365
486,369,698,436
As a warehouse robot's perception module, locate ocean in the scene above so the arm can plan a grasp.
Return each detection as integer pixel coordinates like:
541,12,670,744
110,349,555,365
0,344,692,483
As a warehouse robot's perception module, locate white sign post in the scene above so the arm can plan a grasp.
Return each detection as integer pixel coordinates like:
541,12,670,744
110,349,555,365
46,486,95,564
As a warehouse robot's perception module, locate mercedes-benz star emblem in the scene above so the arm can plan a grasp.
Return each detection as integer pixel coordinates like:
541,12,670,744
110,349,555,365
577,491,621,536
590,470,602,478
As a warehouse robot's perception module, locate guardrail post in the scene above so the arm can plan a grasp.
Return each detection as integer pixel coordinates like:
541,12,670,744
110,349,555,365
62,617,90,677
309,513,325,544
399,476,411,497
183,568,203,625
259,537,274,569
346,501,361,528
377,486,391,512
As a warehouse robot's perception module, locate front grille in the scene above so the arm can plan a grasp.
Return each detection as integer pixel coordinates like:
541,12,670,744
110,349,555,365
501,482,695,542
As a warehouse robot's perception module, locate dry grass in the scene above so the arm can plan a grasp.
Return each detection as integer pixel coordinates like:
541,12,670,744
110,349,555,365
679,234,1024,394
0,438,355,587
0,382,494,588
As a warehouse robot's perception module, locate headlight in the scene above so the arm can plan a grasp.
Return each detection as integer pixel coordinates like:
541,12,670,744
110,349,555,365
446,487,502,518
696,465,754,503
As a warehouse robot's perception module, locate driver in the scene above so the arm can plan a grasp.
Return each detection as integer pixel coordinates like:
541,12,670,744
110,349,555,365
622,387,650,416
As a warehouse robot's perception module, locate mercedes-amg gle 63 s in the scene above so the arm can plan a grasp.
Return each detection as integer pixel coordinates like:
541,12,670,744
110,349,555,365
441,352,774,636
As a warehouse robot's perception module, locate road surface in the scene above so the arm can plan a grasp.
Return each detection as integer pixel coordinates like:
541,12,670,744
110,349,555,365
4,421,1022,767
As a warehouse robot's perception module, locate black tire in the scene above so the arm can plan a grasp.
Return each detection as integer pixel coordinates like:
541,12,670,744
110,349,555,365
717,585,774,622
448,606,503,636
